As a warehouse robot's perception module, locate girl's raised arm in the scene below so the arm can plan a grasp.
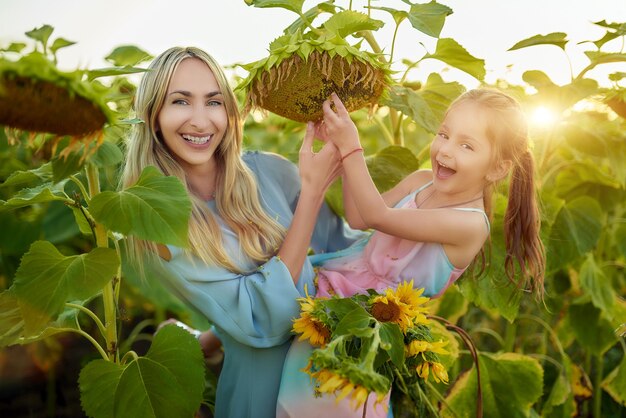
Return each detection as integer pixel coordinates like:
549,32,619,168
322,94,486,248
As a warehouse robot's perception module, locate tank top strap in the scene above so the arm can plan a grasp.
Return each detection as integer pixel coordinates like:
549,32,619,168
451,207,491,233
413,180,434,195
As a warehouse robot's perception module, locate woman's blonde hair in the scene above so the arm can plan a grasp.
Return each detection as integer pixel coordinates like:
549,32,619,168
450,88,545,298
121,46,286,273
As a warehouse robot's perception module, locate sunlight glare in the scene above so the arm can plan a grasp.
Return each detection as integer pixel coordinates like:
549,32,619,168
531,106,557,127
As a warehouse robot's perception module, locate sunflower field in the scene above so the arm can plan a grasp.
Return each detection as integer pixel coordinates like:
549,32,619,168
1,1,625,417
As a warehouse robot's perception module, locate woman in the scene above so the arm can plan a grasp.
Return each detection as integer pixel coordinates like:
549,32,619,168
121,47,362,418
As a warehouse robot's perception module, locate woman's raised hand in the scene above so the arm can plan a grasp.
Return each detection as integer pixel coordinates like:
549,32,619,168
322,93,361,155
299,121,342,194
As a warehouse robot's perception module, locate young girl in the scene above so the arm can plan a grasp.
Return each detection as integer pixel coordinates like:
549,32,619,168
121,47,363,418
276,89,545,417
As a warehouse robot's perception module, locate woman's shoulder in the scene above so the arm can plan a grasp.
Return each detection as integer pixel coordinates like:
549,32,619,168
243,150,297,178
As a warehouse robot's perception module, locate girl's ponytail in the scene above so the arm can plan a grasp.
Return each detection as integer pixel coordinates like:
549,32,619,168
503,150,545,298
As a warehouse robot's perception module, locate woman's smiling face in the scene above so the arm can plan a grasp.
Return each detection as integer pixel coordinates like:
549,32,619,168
157,57,228,173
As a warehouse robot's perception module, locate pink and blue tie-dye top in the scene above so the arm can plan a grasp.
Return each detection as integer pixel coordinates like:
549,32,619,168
313,181,490,299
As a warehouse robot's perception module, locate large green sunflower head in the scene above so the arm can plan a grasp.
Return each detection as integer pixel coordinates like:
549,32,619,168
238,11,391,122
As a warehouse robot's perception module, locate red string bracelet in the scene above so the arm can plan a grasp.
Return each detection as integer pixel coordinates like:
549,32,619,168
341,147,363,162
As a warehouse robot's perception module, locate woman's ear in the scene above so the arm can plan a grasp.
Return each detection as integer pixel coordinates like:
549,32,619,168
487,159,512,182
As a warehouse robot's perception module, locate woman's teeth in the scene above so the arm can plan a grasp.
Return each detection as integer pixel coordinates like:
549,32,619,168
182,134,211,145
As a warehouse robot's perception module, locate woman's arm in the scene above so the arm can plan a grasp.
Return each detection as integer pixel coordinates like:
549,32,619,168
277,122,342,282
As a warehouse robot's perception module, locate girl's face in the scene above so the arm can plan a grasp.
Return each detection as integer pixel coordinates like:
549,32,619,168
157,58,228,173
430,100,498,197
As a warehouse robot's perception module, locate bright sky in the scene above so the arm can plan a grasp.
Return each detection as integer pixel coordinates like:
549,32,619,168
1,0,625,88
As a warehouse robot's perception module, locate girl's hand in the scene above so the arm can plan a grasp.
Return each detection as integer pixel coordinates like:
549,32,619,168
322,93,361,155
299,121,342,194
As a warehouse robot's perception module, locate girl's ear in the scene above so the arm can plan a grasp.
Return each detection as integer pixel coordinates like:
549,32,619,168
487,159,512,182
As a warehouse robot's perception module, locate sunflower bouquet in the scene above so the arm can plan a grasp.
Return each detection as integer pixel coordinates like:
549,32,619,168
292,280,450,411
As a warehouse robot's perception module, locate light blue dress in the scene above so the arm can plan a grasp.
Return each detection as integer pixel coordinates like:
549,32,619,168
158,151,363,418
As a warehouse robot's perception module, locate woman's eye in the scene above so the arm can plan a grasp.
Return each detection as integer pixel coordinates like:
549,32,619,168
173,99,188,105
207,100,222,106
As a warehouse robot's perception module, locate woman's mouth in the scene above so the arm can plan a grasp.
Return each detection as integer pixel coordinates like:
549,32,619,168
182,134,212,145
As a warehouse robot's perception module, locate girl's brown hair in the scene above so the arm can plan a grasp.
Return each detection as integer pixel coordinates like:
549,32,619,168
452,89,545,298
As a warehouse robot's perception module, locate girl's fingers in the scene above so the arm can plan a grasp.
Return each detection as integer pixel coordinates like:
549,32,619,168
331,92,349,117
322,99,339,123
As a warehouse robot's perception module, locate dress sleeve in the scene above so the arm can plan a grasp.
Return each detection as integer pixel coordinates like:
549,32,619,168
160,246,301,348
245,151,366,255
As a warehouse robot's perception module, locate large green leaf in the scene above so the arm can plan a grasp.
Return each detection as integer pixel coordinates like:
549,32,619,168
334,306,372,336
0,211,41,255
542,354,576,417
369,6,408,26
12,241,119,334
244,0,304,14
25,24,54,49
458,194,522,321
419,73,465,122
430,284,468,324
0,162,53,189
441,353,543,417
79,325,205,418
523,71,599,111
285,1,337,35
0,291,23,346
379,322,405,368
554,161,622,200
616,224,626,259
51,151,84,182
323,10,384,38
602,355,626,406
326,145,419,216
0,304,81,348
89,166,191,247
104,45,153,67
547,196,603,271
50,37,76,54
383,85,440,133
584,51,626,66
91,141,124,168
578,254,616,319
366,146,421,192
568,303,617,355
508,32,568,51
1,181,71,210
424,38,486,80
43,200,81,243
406,1,453,38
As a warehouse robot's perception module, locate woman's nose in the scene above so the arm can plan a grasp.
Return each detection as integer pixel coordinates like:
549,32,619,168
189,106,210,130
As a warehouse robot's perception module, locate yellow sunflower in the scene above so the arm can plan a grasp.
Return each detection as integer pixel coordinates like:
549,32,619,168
293,312,330,347
416,361,449,384
405,339,449,358
395,280,430,325
311,368,386,410
370,282,429,332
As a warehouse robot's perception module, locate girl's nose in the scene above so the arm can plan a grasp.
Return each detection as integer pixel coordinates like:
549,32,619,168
439,141,453,158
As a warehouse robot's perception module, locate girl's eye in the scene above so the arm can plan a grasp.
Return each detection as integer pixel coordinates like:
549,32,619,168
438,132,449,140
461,143,474,151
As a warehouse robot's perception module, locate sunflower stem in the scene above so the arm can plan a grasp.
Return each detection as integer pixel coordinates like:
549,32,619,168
86,163,118,363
